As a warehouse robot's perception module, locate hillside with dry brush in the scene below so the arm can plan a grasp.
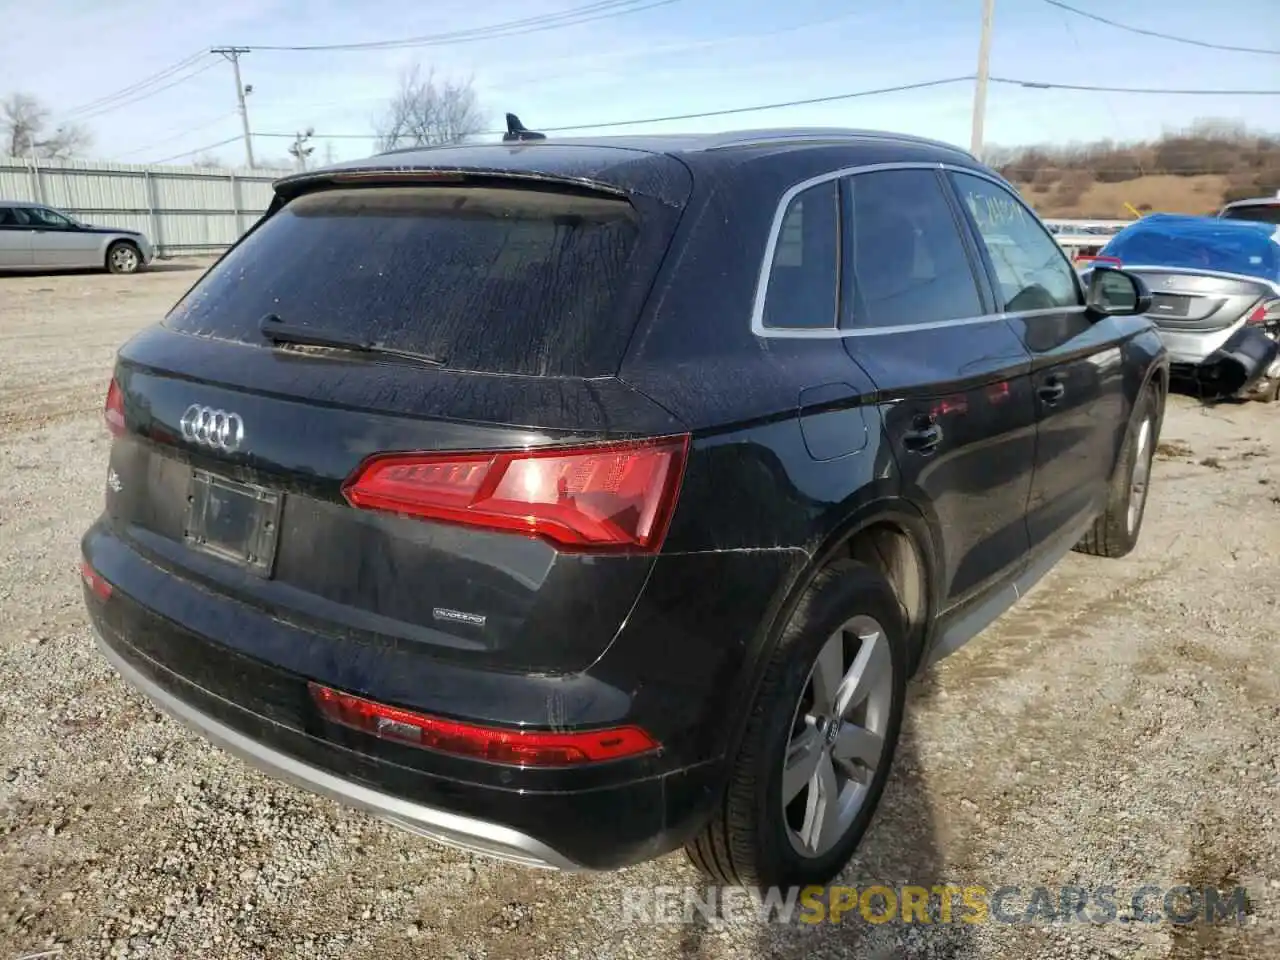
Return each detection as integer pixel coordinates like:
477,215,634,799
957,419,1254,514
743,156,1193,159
988,121,1279,219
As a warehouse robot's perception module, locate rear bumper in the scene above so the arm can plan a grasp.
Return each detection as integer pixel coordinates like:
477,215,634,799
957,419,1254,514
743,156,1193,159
1156,323,1241,366
95,628,577,870
1167,326,1279,396
81,521,748,871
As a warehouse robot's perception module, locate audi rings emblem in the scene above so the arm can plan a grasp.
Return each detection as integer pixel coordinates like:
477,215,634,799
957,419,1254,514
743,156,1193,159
180,404,245,453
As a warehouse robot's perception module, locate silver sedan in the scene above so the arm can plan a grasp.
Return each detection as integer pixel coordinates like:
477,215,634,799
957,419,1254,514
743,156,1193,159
0,201,154,273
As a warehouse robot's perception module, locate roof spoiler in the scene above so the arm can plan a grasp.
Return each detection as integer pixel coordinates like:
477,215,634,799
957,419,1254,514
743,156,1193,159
503,113,547,144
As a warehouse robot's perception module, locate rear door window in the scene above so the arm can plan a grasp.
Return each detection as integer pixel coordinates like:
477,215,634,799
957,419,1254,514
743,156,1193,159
843,169,984,328
165,185,643,377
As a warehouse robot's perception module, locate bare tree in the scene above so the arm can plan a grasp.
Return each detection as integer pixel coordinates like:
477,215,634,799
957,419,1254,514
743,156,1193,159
2,92,92,159
374,65,485,151
192,153,223,169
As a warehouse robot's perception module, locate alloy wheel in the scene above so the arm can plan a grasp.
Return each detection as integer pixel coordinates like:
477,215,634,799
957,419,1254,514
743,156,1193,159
782,615,894,858
112,246,138,273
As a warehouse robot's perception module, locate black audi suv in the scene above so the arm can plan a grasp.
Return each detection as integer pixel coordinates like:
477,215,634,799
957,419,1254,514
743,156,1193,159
82,125,1167,888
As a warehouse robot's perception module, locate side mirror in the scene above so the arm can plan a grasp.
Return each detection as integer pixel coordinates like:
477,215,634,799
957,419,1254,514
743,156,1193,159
1086,265,1151,317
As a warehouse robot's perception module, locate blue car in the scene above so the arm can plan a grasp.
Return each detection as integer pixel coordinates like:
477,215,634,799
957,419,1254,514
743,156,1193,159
1084,214,1280,400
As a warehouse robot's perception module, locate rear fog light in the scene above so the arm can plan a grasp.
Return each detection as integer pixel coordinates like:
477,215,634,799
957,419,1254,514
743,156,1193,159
80,559,112,600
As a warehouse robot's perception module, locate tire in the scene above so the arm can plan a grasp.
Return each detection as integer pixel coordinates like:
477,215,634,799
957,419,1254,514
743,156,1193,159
105,241,141,275
685,560,907,888
1075,385,1159,559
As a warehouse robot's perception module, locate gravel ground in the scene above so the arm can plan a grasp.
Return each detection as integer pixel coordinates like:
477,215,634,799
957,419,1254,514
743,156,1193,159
1,264,1277,960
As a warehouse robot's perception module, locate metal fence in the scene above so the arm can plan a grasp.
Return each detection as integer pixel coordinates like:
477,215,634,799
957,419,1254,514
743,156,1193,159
2,155,1132,261
0,156,292,257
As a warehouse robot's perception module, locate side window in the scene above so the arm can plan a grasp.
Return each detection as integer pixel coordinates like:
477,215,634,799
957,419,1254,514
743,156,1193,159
28,207,72,228
4,207,32,227
844,168,983,328
950,172,1080,312
761,180,839,330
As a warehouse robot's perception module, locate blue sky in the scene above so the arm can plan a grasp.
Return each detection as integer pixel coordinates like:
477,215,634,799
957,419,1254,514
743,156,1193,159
2,0,1278,168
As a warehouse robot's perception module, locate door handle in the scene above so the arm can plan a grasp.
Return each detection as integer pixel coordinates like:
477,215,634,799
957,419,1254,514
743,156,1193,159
903,418,943,455
1038,380,1066,404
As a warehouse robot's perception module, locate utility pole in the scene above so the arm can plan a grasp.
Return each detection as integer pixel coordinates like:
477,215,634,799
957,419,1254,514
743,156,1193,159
970,0,995,160
212,47,255,169
288,128,315,172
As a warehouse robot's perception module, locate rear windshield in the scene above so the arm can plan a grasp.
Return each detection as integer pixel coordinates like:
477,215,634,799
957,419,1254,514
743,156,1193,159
1221,203,1280,226
165,185,642,376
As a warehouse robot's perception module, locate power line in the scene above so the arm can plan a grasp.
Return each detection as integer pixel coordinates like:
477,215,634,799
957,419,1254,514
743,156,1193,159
71,59,223,124
993,77,1280,95
255,132,372,140
248,74,1279,145
250,76,973,139
237,0,676,52
114,111,240,160
62,51,212,119
1041,0,1280,56
151,135,244,165
529,77,976,132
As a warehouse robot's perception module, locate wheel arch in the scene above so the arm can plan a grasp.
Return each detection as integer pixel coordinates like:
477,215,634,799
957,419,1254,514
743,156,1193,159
1114,349,1170,479
722,496,943,762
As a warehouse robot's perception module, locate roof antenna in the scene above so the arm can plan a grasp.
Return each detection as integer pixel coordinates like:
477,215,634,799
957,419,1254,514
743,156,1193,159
503,113,547,143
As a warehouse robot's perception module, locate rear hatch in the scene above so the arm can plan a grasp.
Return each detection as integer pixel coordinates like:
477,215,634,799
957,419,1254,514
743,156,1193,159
101,166,692,675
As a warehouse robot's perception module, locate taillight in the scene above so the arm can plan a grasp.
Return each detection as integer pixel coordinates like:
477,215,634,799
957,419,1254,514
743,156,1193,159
308,683,659,766
342,435,690,553
104,379,125,437
80,559,112,600
1075,254,1123,267
1245,300,1280,326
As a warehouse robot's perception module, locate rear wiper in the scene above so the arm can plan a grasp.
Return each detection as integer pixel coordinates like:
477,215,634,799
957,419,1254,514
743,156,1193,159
258,313,446,367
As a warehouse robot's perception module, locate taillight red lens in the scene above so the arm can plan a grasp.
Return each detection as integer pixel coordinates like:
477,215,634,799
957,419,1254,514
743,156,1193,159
342,435,690,552
80,559,112,600
308,683,659,766
104,379,126,437
1075,254,1123,267
1244,300,1280,326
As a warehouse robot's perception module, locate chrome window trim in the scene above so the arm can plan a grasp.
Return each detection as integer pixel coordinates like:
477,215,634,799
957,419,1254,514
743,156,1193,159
841,304,1088,338
750,161,1084,339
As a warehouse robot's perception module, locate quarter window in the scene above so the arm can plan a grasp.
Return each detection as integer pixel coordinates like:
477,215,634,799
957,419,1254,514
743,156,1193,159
844,169,983,328
761,180,840,330
950,172,1080,312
